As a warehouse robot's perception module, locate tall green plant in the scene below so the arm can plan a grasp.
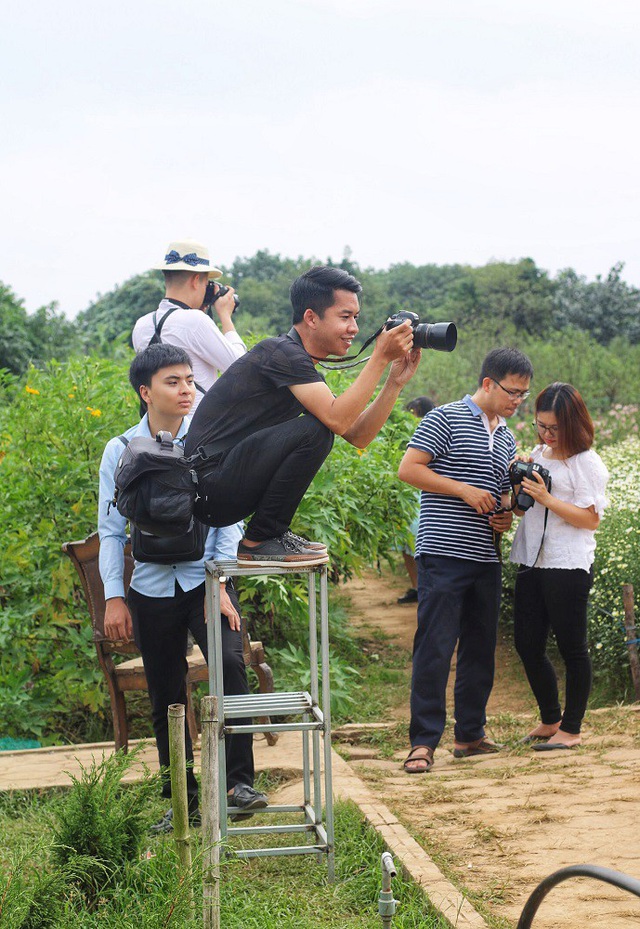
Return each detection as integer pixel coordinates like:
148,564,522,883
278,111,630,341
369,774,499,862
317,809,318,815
0,356,137,738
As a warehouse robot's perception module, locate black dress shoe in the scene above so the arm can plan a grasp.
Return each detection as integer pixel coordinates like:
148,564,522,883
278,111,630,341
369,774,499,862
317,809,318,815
228,784,269,822
397,588,418,604
149,807,202,835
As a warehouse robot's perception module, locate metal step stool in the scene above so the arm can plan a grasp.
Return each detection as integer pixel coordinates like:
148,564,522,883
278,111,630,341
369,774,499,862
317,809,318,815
205,559,335,880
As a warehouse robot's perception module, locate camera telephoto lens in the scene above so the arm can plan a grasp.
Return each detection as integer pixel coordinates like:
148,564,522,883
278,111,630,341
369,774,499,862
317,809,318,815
413,322,457,353
384,312,457,352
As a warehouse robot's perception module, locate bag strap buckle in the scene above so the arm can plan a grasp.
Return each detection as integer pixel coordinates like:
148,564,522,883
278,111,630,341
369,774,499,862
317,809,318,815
155,430,174,450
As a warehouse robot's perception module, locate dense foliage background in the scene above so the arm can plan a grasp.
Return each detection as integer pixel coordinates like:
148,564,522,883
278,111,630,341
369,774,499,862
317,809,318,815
1,250,639,742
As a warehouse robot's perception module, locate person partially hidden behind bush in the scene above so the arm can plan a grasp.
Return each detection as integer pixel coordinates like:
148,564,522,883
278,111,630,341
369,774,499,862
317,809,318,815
185,265,421,566
98,343,268,833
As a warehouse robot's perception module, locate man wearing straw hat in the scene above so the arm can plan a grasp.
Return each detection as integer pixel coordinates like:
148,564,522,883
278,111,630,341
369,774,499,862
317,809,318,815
133,238,246,410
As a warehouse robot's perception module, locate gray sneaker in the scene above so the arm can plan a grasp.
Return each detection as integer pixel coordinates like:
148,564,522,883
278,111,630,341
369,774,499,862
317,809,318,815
237,535,329,567
282,530,327,552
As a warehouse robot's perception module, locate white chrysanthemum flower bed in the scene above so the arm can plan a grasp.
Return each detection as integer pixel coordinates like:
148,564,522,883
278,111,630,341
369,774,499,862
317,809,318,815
589,437,640,694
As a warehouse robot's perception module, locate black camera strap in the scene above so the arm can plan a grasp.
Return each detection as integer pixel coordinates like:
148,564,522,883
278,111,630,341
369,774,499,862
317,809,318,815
518,474,553,572
286,325,384,370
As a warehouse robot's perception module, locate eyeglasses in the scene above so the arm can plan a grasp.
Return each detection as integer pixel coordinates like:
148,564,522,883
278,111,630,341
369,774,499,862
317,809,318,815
490,378,530,400
533,420,559,436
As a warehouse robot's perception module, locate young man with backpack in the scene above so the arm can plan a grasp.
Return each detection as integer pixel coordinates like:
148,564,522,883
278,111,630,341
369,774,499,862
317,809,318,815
98,343,267,832
132,239,246,410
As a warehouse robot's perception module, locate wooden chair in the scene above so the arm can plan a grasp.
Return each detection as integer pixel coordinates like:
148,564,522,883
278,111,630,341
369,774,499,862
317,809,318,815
62,532,277,751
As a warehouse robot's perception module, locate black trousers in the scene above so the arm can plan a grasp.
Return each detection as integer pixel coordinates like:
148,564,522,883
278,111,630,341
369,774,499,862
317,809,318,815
195,414,334,541
513,566,593,735
410,555,502,749
128,581,253,812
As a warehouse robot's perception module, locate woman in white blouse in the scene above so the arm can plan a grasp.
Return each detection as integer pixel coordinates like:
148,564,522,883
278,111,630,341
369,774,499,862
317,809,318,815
510,383,609,750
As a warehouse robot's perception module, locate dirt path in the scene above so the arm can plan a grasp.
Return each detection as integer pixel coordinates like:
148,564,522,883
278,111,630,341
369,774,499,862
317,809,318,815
341,569,640,929
344,568,536,720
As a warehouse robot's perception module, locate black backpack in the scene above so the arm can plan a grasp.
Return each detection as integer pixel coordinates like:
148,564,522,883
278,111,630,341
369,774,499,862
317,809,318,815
111,432,207,564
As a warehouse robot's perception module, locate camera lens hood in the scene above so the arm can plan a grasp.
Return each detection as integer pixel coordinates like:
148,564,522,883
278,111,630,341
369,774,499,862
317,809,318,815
418,321,457,352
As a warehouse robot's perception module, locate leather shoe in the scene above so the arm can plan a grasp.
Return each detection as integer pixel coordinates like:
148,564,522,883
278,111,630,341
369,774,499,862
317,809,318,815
397,588,418,604
149,807,201,835
228,784,269,822
452,738,503,758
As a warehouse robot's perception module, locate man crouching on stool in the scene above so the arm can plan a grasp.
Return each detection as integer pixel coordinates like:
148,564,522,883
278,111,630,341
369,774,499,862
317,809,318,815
98,343,267,832
185,265,422,565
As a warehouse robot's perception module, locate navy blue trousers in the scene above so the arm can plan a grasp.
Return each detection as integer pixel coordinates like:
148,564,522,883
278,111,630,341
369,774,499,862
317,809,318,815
410,555,502,749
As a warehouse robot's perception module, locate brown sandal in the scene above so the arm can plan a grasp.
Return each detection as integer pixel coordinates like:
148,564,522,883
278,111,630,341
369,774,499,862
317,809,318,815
452,738,503,758
403,745,434,774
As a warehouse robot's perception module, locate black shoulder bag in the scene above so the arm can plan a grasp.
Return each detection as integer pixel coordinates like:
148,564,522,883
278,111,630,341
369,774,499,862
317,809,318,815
113,433,207,564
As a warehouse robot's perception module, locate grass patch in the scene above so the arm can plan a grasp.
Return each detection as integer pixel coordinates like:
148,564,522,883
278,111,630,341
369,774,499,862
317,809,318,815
0,752,450,928
217,800,450,927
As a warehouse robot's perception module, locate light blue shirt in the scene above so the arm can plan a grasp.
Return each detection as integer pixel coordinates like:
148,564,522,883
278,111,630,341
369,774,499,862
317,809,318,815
98,414,242,600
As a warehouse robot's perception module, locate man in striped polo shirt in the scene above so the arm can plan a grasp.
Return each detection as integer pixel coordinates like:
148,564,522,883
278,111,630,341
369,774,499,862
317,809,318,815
398,348,533,772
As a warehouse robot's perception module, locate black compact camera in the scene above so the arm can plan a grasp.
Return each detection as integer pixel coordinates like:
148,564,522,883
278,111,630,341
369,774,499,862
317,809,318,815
509,461,551,511
385,311,457,352
203,281,239,313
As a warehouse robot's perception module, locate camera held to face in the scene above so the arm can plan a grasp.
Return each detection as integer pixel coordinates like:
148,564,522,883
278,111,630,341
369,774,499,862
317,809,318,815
202,281,239,314
384,311,457,352
509,461,551,511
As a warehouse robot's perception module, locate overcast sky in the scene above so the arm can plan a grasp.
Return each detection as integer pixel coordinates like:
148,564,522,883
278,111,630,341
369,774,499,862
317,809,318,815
3,0,640,317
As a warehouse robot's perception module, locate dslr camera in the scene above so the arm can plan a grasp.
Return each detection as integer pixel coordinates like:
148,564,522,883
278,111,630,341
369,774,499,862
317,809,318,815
509,461,551,511
203,281,239,314
385,311,457,352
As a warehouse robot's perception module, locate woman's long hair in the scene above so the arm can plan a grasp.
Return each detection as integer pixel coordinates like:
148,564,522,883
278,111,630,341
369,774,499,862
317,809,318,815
535,382,594,457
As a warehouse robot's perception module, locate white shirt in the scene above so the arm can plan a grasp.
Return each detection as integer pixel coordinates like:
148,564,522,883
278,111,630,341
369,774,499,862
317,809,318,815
478,408,507,452
132,300,246,410
509,446,609,572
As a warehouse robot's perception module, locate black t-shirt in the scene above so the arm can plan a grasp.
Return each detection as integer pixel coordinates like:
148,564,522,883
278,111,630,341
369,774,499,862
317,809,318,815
185,329,325,456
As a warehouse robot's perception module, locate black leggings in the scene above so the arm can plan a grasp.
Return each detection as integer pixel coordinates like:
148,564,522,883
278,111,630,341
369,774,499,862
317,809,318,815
195,414,334,542
514,566,593,734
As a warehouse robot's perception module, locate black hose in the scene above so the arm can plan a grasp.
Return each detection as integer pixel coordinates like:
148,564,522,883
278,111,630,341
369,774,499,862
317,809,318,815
517,864,640,929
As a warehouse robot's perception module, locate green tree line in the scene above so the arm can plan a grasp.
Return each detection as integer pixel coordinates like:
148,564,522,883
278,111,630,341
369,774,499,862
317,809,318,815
2,252,640,375
1,251,639,742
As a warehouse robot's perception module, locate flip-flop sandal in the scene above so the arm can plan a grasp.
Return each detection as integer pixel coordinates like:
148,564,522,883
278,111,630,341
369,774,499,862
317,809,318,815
452,738,503,758
518,734,552,745
532,742,578,752
403,745,434,773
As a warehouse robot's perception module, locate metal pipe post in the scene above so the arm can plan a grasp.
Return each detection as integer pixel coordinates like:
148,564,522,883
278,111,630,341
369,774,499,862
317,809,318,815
320,567,335,881
206,569,228,839
308,571,322,833
379,852,398,927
